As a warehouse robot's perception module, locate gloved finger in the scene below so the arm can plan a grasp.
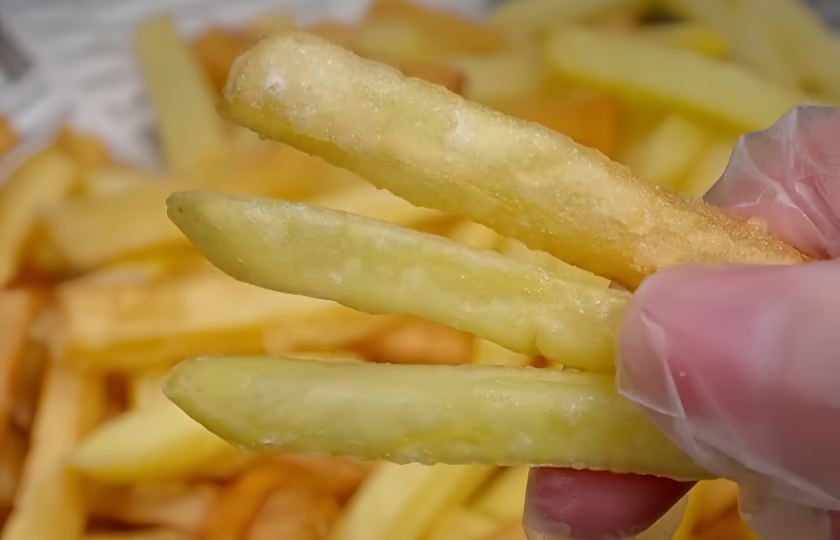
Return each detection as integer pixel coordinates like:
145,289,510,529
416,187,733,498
617,258,840,511
705,105,840,259
523,467,692,540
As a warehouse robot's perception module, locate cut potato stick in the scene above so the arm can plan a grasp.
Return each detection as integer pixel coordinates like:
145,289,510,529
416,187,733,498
490,0,640,35
425,508,500,540
495,237,609,288
471,339,531,368
636,22,729,59
0,116,18,158
681,140,734,197
0,428,26,507
84,530,191,540
398,62,464,95
88,483,216,534
442,51,543,103
164,356,709,479
0,289,43,441
169,192,628,372
477,523,527,540
191,29,253,95
246,487,339,540
663,0,799,89
328,463,495,540
2,364,104,540
223,29,804,290
622,114,708,189
71,393,234,484
469,467,529,523
546,26,810,132
135,16,228,171
52,129,111,169
353,317,474,366
0,149,77,284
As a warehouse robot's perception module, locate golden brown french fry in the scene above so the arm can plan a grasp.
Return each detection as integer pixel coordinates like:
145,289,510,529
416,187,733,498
135,15,229,171
223,29,804,291
0,289,43,441
0,149,78,284
52,129,111,169
492,92,619,157
0,117,18,158
1,364,104,540
272,456,370,503
309,20,357,49
329,463,496,540
84,530,191,540
353,317,474,366
88,483,217,535
0,428,26,507
192,29,253,95
246,488,340,540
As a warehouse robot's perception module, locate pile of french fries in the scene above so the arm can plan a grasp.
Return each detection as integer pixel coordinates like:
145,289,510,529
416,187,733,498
0,0,837,539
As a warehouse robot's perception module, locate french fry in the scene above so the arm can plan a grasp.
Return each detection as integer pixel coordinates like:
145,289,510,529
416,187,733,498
223,29,804,291
0,117,18,158
51,129,111,169
751,0,840,102
191,29,253,95
662,0,799,89
621,114,708,189
309,21,357,49
469,467,529,522
84,530,191,540
0,149,77,284
0,289,43,440
328,463,495,540
71,377,234,483
1,364,104,540
271,456,370,503
353,317,474,366
135,16,229,171
246,488,340,540
165,356,709,479
262,311,399,357
0,428,26,507
368,0,507,56
491,92,619,157
169,192,628,372
442,51,543,103
636,22,729,59
444,220,499,250
398,63,464,94
88,483,216,534
426,508,500,540
545,26,810,132
477,523,527,540
495,237,609,288
681,140,734,197
471,339,531,368
490,0,640,34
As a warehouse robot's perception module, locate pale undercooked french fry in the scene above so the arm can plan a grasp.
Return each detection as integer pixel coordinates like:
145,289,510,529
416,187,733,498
165,356,709,479
223,29,804,290
681,140,734,197
329,463,495,540
545,26,810,132
169,192,628,372
622,114,708,189
490,0,640,35
663,0,799,89
471,339,531,368
495,237,609,288
1,364,104,540
478,523,527,540
469,467,529,523
442,50,543,103
636,22,729,60
72,372,233,483
135,15,228,170
0,149,77,284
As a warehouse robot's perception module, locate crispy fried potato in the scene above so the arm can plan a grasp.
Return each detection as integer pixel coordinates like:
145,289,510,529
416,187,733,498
84,530,191,540
352,317,474,366
1,364,104,540
476,523,527,540
223,29,803,290
681,140,734,197
329,463,495,540
0,117,18,158
426,508,500,540
165,357,708,479
192,29,253,95
0,428,26,507
490,0,640,35
0,289,43,440
442,51,543,103
546,26,809,132
492,92,619,157
0,149,77,284
471,339,530,368
169,192,628,372
246,488,339,540
636,22,729,59
495,237,609,288
136,15,229,170
469,467,529,523
398,63,464,94
51,129,111,169
88,483,216,534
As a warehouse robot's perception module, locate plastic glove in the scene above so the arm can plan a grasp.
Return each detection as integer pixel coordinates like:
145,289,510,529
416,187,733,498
524,105,840,540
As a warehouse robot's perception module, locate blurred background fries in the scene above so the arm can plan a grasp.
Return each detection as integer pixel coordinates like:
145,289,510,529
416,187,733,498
0,0,838,539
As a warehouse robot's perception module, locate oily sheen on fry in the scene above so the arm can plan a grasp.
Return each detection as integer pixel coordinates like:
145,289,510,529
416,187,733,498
164,356,710,480
167,191,628,372
223,29,804,290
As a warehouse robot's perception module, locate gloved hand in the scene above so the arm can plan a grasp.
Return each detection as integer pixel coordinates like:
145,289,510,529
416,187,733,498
524,105,840,540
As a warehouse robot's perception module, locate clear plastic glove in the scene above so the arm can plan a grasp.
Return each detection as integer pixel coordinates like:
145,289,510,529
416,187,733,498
524,105,840,540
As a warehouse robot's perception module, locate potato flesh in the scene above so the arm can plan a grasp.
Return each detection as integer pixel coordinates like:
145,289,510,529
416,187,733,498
164,356,709,481
223,29,803,290
168,191,629,372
